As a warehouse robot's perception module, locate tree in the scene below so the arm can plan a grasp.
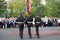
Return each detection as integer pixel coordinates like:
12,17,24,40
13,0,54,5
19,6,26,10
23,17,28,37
8,0,26,17
0,0,7,17
31,0,46,17
1,0,60,17
46,0,60,17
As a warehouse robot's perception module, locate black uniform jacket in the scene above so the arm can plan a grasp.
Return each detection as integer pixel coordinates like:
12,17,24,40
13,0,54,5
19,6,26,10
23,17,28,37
35,17,41,27
16,17,25,27
27,16,33,26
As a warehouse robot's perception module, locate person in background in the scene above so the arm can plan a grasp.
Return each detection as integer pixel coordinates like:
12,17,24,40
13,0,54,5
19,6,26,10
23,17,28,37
44,16,48,27
0,17,2,28
9,18,14,28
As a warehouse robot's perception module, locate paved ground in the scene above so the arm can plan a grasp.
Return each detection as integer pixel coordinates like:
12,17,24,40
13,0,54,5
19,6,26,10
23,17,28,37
0,27,60,40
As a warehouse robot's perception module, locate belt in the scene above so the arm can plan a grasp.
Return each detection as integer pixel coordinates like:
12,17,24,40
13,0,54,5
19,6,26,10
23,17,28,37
27,22,32,23
16,22,24,24
36,22,40,23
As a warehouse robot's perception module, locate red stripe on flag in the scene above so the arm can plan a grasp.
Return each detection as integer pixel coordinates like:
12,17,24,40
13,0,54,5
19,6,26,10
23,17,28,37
25,0,29,3
25,0,30,15
28,3,30,12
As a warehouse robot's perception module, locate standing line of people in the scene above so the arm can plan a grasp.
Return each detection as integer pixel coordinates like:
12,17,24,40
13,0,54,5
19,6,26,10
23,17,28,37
0,18,16,28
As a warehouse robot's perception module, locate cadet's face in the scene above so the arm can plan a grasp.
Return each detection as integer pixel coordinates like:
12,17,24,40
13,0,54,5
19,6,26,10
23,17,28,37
28,15,31,17
36,15,38,16
18,15,20,17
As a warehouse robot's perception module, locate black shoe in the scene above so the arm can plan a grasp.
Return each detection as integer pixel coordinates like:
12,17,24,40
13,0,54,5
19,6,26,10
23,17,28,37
20,36,23,39
37,36,40,38
20,37,23,39
29,37,32,39
29,36,32,39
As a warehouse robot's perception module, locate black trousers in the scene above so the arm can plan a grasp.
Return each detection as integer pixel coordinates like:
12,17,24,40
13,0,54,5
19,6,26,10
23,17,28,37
44,22,48,27
19,25,24,39
35,24,39,37
27,24,32,38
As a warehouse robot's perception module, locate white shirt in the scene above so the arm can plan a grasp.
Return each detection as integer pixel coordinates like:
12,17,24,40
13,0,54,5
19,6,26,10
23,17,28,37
0,18,2,22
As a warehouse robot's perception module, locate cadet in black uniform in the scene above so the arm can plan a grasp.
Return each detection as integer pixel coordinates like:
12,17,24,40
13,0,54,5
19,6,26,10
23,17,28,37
16,14,25,39
35,14,41,38
27,14,33,38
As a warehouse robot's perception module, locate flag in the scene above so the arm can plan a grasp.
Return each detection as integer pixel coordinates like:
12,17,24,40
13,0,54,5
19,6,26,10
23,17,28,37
25,0,30,15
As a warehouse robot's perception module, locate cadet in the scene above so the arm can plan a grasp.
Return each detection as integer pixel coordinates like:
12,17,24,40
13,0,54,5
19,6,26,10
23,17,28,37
16,14,25,39
35,14,41,38
27,14,33,38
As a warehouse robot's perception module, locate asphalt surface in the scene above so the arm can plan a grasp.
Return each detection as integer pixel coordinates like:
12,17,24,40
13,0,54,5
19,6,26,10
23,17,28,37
0,27,60,40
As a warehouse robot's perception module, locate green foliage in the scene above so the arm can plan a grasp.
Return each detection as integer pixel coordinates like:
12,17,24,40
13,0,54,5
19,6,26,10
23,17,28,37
0,0,60,18
0,0,7,17
46,0,60,17
23,13,28,17
8,0,26,17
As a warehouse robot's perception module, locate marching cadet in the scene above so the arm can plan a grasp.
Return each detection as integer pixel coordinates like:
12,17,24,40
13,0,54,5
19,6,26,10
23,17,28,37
16,13,25,39
35,14,41,38
27,14,33,38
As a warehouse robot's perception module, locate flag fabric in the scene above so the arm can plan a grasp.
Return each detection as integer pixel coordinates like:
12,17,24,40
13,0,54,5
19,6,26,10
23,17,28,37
25,0,30,15
25,0,29,3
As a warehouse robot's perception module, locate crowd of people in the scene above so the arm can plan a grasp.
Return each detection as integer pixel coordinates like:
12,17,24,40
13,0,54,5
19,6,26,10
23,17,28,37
0,17,17,28
0,16,60,28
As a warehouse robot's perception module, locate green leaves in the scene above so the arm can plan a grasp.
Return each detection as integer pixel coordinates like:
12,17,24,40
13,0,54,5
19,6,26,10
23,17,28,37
8,0,26,17
0,0,7,17
0,0,60,17
46,0,60,17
